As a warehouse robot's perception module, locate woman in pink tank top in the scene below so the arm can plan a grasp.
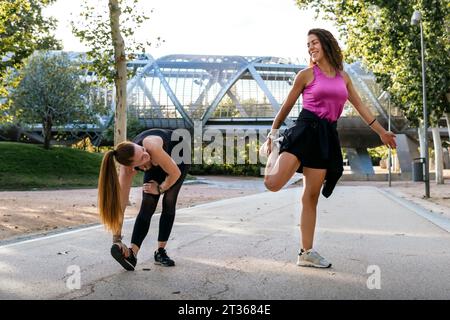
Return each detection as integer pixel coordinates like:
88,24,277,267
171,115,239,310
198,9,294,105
260,28,397,268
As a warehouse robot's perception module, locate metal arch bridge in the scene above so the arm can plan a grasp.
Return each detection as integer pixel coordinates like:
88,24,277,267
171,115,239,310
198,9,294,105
122,54,445,146
107,54,442,175
112,54,407,147
6,52,447,175
121,54,301,130
9,52,412,149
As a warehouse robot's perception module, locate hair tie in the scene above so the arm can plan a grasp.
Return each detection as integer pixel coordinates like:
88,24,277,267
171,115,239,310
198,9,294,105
368,118,377,127
113,150,117,156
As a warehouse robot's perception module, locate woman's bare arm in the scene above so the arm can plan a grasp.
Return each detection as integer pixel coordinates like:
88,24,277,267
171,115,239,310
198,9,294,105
115,165,137,236
143,138,181,193
343,72,397,148
271,68,312,130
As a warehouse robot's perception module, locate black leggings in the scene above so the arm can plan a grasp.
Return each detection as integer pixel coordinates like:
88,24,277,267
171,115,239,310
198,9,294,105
131,164,189,248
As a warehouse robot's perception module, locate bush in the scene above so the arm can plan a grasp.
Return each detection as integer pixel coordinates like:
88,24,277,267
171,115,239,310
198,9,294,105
189,163,261,176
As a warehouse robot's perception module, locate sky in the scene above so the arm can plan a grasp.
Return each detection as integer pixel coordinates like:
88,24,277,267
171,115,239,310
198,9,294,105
43,0,340,62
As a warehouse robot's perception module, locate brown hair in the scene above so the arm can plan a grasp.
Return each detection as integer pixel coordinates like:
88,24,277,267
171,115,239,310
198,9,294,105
97,141,135,234
308,28,344,71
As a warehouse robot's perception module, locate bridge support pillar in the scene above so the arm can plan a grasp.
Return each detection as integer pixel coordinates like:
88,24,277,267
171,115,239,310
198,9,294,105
396,133,420,173
443,147,450,169
346,147,374,174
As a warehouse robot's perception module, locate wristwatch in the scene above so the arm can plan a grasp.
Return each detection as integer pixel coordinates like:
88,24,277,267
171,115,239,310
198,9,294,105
157,184,165,194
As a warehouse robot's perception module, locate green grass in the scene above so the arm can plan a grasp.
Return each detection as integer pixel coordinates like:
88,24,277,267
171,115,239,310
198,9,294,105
0,142,145,190
0,142,197,191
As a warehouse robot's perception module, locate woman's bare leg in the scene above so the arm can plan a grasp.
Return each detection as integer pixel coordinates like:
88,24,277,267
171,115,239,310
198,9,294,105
264,152,300,192
300,167,326,250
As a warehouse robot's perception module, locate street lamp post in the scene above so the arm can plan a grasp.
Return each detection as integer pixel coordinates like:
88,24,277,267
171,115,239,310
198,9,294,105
387,92,392,187
379,90,392,186
411,10,430,198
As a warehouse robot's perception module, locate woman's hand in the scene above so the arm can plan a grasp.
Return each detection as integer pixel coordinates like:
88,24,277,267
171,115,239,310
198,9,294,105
261,129,280,156
113,241,130,258
143,180,160,195
261,138,272,155
380,131,397,148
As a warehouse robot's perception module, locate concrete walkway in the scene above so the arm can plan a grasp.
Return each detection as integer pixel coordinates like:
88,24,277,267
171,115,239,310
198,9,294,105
0,186,449,300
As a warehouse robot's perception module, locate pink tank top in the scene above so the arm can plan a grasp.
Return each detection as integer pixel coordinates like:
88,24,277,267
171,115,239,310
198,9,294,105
301,64,348,122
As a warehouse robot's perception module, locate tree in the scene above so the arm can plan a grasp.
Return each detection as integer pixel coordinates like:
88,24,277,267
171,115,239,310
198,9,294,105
10,52,93,149
296,0,449,183
0,0,61,122
71,0,160,146
296,0,449,126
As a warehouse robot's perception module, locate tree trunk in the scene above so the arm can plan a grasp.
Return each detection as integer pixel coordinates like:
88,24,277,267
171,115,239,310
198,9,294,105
431,127,444,184
43,116,52,150
109,0,127,146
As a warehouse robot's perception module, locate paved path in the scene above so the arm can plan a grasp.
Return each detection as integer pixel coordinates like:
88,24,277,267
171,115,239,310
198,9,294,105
1,186,449,299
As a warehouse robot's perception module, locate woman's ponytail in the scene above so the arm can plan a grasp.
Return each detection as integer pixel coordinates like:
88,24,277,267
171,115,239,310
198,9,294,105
98,150,122,234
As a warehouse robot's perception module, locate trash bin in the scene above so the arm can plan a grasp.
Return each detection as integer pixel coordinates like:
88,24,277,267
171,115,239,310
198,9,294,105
412,158,424,182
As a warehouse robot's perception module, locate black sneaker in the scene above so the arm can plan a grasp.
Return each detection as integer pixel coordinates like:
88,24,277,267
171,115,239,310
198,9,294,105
154,248,175,267
110,244,137,271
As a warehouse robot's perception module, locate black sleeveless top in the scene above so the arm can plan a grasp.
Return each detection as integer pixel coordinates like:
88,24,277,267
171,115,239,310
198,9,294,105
132,129,175,155
132,129,188,173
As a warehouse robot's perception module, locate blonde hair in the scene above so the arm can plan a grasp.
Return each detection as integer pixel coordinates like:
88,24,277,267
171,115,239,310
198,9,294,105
97,141,135,233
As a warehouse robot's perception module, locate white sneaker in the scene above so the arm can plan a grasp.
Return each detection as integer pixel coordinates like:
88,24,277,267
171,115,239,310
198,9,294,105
297,249,332,268
259,139,270,158
259,136,282,158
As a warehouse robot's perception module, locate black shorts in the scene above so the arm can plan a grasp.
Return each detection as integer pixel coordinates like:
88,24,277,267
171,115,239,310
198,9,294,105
279,110,342,173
